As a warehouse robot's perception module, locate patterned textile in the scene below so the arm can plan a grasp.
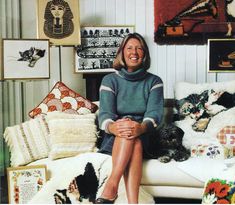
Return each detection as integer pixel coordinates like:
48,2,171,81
28,81,98,118
174,80,235,150
202,178,235,204
217,126,235,155
3,115,50,166
47,112,98,160
190,144,233,159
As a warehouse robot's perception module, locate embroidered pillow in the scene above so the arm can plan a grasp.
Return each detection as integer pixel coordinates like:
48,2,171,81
174,80,235,149
47,112,97,160
3,115,50,167
217,126,235,155
190,144,233,159
202,178,235,204
28,81,98,118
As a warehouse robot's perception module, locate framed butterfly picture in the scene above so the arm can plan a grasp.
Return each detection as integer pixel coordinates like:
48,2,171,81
2,39,50,80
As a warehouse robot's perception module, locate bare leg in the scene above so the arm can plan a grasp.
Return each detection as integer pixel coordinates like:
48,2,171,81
100,137,136,199
124,139,143,204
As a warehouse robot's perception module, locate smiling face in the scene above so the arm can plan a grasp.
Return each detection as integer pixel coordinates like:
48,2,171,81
123,38,145,72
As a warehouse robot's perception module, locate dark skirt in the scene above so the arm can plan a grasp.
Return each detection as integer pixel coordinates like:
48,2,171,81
98,131,156,159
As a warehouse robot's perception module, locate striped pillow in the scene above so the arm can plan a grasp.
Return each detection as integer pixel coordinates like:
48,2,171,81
3,115,50,167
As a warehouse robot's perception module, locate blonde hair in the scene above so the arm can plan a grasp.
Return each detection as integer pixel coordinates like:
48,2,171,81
113,33,151,70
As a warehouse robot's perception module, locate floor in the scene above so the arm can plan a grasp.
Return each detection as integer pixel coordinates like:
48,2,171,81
155,197,201,204
0,176,8,204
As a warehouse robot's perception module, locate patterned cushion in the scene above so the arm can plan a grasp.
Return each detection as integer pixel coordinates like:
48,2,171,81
202,178,235,204
217,126,235,155
174,80,235,150
28,81,98,118
190,144,233,159
3,115,50,166
47,112,98,160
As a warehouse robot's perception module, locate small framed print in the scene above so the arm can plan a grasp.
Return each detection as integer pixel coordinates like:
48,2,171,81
7,165,47,204
75,25,135,73
208,39,235,72
37,0,81,46
2,39,50,79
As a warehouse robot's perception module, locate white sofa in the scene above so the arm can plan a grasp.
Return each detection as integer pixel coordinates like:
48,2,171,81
25,99,222,203
25,98,235,204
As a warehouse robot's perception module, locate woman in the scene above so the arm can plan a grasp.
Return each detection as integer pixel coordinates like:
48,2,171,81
96,33,164,204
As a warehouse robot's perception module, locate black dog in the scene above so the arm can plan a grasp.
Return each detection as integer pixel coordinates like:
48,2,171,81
54,162,99,204
149,124,190,163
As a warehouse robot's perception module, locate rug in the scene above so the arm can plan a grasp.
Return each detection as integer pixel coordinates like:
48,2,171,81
154,0,233,44
28,153,154,204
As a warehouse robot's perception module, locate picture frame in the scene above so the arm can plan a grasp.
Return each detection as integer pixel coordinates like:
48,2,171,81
2,39,50,79
208,39,235,72
74,25,135,73
7,165,47,204
154,0,234,44
37,0,81,46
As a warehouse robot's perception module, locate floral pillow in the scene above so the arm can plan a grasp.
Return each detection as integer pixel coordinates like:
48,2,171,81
28,81,98,118
202,178,235,204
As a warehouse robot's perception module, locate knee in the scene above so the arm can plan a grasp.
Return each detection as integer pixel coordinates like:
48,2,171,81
133,138,143,152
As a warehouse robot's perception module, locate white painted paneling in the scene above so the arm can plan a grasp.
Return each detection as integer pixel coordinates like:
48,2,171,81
115,0,126,24
49,47,61,88
21,0,37,38
80,0,97,25
185,45,197,82
157,45,167,97
175,46,186,83
166,46,176,98
106,0,116,24
94,0,106,24
135,0,146,34
125,0,136,25
196,45,207,83
61,47,86,97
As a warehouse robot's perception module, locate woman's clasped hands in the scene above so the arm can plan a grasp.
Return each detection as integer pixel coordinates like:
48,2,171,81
108,118,146,139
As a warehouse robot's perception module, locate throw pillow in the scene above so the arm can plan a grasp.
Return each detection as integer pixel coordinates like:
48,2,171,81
47,112,97,160
217,126,235,155
190,144,233,159
3,115,50,167
202,178,235,204
174,80,235,149
28,81,98,118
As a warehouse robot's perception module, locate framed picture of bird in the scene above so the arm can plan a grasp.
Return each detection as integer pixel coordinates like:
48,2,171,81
154,0,235,44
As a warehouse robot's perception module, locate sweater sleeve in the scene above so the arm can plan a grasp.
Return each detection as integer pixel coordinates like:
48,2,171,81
143,77,164,132
98,75,118,132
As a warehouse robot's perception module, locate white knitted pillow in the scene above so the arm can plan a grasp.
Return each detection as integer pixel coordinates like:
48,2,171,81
3,115,50,167
47,112,97,160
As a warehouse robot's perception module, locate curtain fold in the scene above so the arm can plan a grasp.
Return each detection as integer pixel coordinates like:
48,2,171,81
0,0,21,176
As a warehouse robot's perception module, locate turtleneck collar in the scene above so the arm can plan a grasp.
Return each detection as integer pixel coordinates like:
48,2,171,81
117,68,147,81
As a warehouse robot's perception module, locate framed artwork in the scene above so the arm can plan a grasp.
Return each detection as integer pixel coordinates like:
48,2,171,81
74,25,135,73
208,39,235,72
154,0,235,44
2,39,50,79
37,0,81,46
7,165,47,204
